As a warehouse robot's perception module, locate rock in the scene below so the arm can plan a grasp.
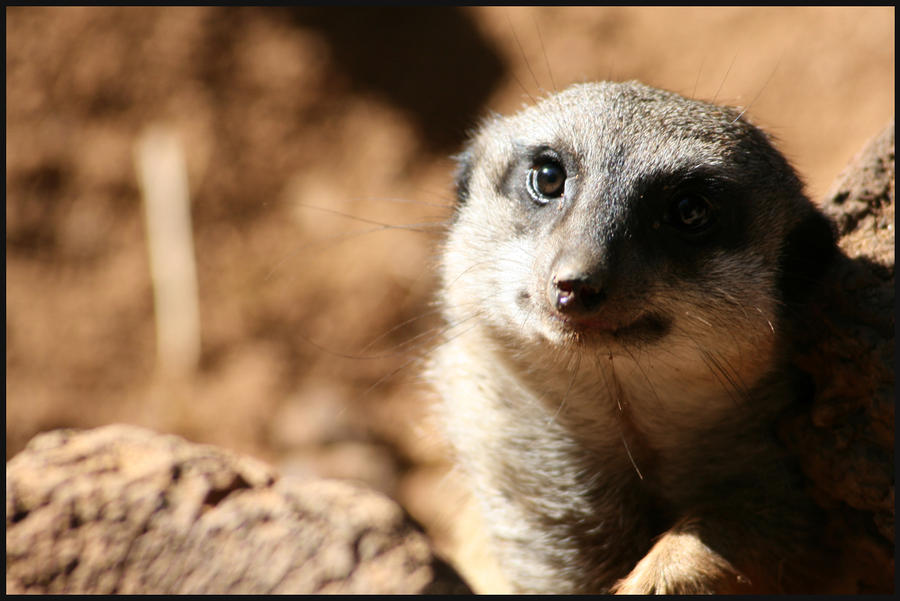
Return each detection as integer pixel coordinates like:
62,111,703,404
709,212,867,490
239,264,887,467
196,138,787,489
5,424,471,594
780,121,894,593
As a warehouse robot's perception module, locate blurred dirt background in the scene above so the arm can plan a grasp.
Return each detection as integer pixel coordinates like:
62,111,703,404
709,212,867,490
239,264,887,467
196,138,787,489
5,6,895,592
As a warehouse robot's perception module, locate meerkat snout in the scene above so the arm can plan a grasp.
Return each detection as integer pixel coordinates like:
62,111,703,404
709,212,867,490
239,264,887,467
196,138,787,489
550,257,608,316
551,272,606,315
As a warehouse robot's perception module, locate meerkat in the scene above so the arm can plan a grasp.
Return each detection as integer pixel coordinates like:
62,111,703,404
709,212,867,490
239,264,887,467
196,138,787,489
430,81,838,594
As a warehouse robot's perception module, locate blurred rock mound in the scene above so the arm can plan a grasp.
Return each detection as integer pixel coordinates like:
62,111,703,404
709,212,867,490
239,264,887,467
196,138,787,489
6,425,470,594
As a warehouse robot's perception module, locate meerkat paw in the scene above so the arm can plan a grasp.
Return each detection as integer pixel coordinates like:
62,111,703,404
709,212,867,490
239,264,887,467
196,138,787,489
613,526,751,594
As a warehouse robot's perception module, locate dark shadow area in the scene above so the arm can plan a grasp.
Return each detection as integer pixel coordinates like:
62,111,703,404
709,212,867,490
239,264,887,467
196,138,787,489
274,7,506,152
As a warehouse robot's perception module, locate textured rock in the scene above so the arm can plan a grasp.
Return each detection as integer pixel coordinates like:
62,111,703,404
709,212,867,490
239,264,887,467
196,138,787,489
5,425,471,594
780,121,894,593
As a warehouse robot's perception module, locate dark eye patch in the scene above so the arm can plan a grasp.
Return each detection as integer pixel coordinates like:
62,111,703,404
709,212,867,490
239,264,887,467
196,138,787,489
624,167,751,285
667,192,716,234
639,168,745,246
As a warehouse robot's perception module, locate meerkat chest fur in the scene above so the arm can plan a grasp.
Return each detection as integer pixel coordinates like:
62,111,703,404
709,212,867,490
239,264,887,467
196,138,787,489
432,81,836,593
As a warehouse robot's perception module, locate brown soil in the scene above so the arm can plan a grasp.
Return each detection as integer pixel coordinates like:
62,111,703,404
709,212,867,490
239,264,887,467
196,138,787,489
5,6,894,592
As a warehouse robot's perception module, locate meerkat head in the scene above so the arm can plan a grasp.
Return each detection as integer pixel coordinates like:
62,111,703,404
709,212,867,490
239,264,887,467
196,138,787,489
442,81,834,386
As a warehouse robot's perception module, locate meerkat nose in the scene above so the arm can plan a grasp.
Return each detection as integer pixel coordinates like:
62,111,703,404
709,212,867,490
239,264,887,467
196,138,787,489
551,271,607,315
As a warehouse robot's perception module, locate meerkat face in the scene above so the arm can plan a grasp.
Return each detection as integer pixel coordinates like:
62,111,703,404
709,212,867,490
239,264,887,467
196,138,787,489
442,81,833,394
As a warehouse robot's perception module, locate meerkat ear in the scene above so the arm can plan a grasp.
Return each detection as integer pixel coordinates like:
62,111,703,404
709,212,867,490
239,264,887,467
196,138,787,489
452,147,474,205
777,207,837,306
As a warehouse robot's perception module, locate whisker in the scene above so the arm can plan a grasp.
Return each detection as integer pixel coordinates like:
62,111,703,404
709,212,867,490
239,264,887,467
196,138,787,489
533,11,557,93
698,347,749,406
621,345,663,408
712,52,738,104
548,351,581,426
596,349,643,480
293,201,445,233
355,194,456,210
357,317,483,401
731,51,783,124
620,429,644,481
262,222,443,283
504,10,539,105
691,55,706,99
292,295,480,364
359,306,446,354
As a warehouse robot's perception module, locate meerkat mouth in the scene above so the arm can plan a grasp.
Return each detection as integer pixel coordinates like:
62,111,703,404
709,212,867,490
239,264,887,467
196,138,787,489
552,311,671,343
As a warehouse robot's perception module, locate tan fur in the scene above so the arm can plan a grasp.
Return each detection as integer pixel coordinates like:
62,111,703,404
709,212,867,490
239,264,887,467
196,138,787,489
613,519,751,594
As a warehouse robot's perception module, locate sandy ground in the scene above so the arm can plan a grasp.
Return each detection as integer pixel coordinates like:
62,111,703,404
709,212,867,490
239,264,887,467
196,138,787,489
5,6,894,592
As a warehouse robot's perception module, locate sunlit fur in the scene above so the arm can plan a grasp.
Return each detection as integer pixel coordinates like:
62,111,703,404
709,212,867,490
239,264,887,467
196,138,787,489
430,81,836,593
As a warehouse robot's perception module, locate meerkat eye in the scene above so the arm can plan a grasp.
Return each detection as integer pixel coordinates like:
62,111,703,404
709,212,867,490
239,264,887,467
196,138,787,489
528,161,566,203
667,194,715,233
